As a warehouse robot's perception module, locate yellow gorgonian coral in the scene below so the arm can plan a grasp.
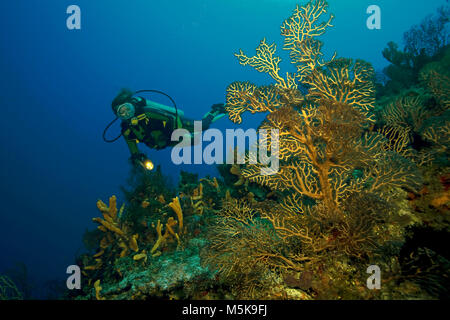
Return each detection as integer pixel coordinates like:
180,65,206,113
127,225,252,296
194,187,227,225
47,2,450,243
225,82,286,124
204,1,424,297
422,123,450,151
421,69,450,109
241,101,420,210
226,0,335,123
281,0,336,82
305,58,376,113
224,0,414,210
226,0,376,125
235,39,289,88
234,0,334,89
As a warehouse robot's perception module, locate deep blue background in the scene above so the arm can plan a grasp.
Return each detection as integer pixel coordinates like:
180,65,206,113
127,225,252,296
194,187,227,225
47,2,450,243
0,0,446,296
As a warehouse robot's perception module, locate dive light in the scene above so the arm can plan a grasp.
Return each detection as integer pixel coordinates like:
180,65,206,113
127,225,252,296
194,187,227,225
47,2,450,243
143,159,154,171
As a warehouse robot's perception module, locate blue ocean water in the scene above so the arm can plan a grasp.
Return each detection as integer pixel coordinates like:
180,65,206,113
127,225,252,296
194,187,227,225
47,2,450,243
0,0,446,297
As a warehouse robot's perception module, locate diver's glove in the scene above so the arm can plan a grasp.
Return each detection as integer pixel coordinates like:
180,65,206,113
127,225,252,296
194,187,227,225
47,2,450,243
130,153,154,171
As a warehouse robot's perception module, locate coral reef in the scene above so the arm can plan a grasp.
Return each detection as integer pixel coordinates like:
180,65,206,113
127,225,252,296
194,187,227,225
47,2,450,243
72,166,229,300
378,4,449,97
71,0,449,301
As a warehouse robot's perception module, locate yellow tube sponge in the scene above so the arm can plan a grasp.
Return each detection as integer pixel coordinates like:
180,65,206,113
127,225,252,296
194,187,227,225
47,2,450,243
94,280,104,300
92,217,125,237
169,197,183,231
129,234,139,252
133,250,148,263
150,220,164,255
91,196,140,261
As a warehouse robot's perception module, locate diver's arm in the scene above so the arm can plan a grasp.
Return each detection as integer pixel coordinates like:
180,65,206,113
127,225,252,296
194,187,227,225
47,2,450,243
122,126,140,156
125,137,140,157
123,132,149,167
126,139,153,170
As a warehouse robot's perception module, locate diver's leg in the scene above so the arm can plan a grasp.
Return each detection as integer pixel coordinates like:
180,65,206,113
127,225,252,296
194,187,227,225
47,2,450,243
171,104,226,147
169,116,201,148
179,115,213,132
201,103,226,130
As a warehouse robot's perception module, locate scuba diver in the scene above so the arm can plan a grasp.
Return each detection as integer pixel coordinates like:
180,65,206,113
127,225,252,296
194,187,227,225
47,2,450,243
103,89,227,170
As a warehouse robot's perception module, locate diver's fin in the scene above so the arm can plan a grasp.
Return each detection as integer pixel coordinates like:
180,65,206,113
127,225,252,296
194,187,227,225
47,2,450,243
212,113,226,123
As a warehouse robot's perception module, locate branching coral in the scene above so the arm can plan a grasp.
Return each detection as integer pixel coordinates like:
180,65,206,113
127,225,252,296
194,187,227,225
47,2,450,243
204,191,400,299
235,39,289,88
421,69,450,109
226,0,420,215
226,0,337,122
225,82,287,124
403,5,449,58
382,95,429,131
204,0,423,299
261,192,396,261
0,275,23,300
243,100,420,209
378,74,449,165
234,0,336,89
378,93,439,159
224,0,419,209
222,99,421,288
422,122,450,152
204,199,289,299
305,58,376,114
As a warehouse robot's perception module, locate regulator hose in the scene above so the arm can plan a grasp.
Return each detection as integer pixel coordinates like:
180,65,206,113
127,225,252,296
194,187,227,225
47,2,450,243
102,116,122,143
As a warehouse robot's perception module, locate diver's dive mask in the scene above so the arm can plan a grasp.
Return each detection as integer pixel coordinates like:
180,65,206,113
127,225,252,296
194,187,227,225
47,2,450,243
117,102,135,120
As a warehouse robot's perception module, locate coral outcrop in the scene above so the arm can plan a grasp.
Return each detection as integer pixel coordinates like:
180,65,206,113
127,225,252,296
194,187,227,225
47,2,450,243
71,0,449,301
203,0,441,299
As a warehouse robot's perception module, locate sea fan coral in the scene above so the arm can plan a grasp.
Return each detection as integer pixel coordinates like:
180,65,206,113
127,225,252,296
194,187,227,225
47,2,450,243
204,0,423,299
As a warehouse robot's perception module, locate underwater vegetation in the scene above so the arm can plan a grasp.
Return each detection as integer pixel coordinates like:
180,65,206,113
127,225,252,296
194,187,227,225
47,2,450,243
71,0,449,300
0,262,66,300
73,166,227,299
0,275,23,300
0,262,36,300
378,4,449,97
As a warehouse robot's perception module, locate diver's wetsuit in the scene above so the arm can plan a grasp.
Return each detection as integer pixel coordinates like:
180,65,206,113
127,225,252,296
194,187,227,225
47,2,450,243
120,96,222,160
